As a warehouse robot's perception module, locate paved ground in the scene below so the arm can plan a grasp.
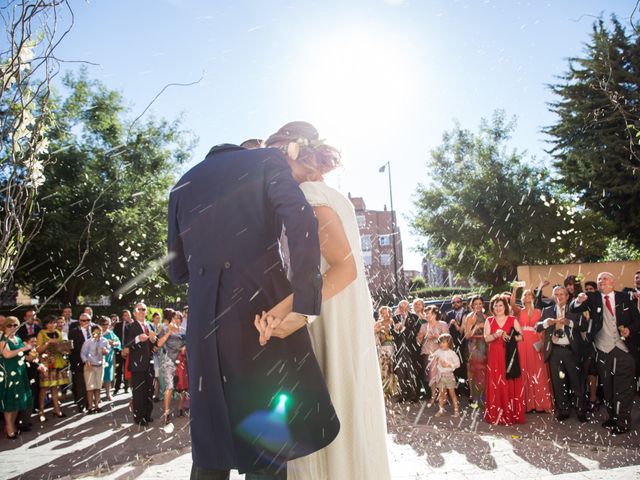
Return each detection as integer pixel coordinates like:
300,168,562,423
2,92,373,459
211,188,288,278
1,392,639,479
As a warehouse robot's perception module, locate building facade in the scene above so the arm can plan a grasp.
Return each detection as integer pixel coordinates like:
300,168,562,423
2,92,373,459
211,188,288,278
349,194,404,300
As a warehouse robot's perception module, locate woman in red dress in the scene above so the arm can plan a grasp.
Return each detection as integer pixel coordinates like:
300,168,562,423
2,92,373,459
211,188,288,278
510,286,553,413
483,295,525,425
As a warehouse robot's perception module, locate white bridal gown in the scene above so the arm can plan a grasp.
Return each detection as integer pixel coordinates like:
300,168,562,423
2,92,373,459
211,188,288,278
287,181,391,480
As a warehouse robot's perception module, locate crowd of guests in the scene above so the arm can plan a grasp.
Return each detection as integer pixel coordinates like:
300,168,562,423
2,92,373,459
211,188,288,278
374,270,640,434
1,269,638,441
0,302,189,439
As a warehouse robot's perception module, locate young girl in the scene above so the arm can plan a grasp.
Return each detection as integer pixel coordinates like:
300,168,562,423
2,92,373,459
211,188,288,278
81,325,110,413
430,333,460,417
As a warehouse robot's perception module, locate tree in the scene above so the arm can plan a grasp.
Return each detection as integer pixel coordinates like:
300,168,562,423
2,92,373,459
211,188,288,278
0,1,73,291
412,111,609,288
14,69,195,307
546,16,640,247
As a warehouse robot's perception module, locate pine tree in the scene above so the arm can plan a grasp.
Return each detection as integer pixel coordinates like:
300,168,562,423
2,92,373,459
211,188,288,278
546,16,640,246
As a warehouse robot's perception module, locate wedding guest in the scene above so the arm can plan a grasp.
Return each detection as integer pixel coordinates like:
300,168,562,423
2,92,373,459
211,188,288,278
1,316,34,439
60,306,74,335
484,295,525,425
463,295,487,407
571,272,640,434
580,280,600,410
125,302,155,426
99,316,121,401
584,281,598,293
175,343,189,417
511,286,553,413
69,313,92,413
564,275,583,302
113,309,132,394
446,295,468,397
150,312,163,402
16,309,40,342
431,333,460,417
417,306,449,407
36,315,69,419
156,312,186,424
392,299,421,401
412,298,428,395
81,325,110,413
536,286,586,422
374,306,398,398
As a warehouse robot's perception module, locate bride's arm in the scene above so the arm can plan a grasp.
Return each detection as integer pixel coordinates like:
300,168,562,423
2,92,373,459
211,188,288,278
258,206,357,337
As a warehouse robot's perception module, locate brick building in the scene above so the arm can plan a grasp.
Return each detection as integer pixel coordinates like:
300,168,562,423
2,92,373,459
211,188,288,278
348,194,404,300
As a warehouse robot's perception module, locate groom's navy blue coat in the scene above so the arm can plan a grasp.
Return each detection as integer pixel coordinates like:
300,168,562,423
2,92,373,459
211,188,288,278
167,144,339,472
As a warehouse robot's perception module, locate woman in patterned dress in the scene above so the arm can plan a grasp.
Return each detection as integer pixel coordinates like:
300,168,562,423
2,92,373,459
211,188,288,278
36,315,69,419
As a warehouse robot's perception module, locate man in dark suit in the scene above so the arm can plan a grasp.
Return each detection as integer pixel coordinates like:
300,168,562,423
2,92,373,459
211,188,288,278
124,302,155,425
536,286,588,422
571,271,640,434
446,295,469,397
392,299,421,401
69,313,93,412
168,142,338,479
16,309,40,342
112,309,132,394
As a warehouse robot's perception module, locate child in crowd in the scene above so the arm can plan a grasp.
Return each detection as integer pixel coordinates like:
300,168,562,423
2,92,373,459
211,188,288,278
430,333,460,417
81,325,110,413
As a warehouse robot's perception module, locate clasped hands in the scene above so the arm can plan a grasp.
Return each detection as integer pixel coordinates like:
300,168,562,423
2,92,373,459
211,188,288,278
254,311,308,346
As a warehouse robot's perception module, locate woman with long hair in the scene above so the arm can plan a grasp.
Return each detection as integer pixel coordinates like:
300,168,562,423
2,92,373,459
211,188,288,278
463,295,487,408
510,286,553,413
416,305,449,407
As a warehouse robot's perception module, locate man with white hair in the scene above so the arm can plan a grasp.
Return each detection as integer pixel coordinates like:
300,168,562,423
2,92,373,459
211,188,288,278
572,272,640,434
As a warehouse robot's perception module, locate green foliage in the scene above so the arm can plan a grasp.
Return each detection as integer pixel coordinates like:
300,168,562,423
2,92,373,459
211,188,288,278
408,275,426,291
15,69,195,306
546,16,640,247
411,111,609,287
602,237,640,261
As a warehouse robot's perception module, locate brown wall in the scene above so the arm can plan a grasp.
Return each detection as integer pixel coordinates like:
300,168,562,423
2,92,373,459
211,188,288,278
517,261,640,297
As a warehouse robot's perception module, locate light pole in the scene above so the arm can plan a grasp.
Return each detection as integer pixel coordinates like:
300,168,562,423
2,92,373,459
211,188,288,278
378,161,400,300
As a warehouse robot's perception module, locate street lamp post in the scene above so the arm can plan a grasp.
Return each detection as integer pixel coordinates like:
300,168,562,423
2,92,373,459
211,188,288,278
379,161,400,300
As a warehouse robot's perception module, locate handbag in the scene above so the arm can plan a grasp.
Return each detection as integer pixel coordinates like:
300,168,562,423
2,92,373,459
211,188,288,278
505,326,521,379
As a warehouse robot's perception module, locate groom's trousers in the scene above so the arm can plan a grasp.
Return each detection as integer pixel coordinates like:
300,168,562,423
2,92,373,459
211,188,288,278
190,465,286,480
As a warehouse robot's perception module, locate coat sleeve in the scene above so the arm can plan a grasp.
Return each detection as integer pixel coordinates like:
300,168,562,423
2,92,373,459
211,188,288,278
264,149,322,315
167,189,189,284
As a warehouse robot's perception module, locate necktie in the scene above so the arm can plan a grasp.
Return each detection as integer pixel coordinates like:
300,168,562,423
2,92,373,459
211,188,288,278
28,324,33,335
604,295,615,317
143,323,149,335
85,328,90,340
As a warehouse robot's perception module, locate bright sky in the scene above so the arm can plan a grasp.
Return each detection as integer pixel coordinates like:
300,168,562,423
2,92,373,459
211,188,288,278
54,0,636,271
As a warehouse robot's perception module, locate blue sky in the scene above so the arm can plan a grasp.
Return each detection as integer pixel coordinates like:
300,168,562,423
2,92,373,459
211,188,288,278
54,0,636,271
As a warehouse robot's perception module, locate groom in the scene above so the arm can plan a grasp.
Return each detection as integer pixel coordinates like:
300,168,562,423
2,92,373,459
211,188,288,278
168,143,340,480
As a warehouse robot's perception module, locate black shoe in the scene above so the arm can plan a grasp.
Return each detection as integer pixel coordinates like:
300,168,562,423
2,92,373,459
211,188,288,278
611,426,629,435
555,412,570,421
602,419,616,428
6,432,19,440
577,413,588,423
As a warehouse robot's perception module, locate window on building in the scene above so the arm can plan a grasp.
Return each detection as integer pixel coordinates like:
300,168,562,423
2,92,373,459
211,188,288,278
379,234,391,246
363,251,372,266
356,215,366,228
381,253,392,266
361,235,372,251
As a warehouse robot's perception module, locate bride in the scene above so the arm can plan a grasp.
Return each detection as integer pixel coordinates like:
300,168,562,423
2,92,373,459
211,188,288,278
255,121,391,480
